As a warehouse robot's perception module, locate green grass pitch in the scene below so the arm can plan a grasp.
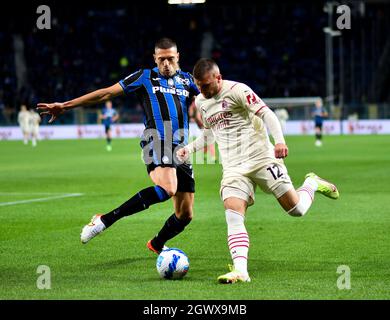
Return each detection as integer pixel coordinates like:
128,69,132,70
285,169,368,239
1,135,390,300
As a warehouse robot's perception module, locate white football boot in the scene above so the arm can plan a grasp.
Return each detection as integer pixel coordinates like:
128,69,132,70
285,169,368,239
80,214,106,244
217,265,251,284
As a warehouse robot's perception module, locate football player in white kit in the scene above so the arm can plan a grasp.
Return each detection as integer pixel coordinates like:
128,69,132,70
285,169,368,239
17,105,30,145
28,108,41,147
177,59,339,284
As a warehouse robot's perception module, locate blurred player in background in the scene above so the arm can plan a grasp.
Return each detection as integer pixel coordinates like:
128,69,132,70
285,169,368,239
28,108,41,147
37,38,199,255
177,59,339,284
312,99,328,147
274,107,289,134
99,100,119,151
17,104,30,145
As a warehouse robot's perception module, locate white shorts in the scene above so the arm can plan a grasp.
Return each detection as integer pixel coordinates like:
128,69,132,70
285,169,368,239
220,159,294,206
20,126,30,134
29,126,39,136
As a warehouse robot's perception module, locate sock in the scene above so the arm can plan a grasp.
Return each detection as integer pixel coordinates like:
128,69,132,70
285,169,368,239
288,177,318,217
101,185,170,227
32,138,37,147
151,214,191,251
107,137,112,145
226,209,249,275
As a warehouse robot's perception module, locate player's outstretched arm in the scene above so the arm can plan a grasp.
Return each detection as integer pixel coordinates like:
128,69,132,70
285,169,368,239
176,128,215,161
37,83,124,123
257,108,288,159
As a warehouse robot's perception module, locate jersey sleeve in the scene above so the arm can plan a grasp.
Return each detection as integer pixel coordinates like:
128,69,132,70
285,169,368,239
119,69,144,95
232,83,269,116
194,98,210,129
187,72,200,98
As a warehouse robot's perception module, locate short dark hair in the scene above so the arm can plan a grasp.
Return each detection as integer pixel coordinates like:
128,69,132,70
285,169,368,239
155,38,177,50
193,58,218,80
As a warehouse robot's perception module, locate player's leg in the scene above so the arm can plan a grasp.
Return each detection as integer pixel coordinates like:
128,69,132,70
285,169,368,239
102,166,176,227
217,172,254,283
315,124,322,146
218,194,251,284
31,128,38,147
147,162,195,253
275,170,339,217
22,128,28,145
148,192,194,253
105,126,112,151
80,166,175,244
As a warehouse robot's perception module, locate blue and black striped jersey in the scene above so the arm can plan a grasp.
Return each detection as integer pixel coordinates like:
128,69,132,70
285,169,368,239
101,107,118,126
119,67,199,145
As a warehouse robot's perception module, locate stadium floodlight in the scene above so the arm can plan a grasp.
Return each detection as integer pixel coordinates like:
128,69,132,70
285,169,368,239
168,0,206,4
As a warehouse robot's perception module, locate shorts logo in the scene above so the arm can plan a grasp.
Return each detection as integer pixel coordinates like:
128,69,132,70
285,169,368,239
162,155,170,164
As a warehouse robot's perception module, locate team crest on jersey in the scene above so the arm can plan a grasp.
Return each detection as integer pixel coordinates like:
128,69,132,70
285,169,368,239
168,78,175,87
175,76,190,86
221,99,230,110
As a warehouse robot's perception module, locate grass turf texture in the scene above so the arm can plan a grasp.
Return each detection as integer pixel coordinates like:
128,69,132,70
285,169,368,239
1,135,389,300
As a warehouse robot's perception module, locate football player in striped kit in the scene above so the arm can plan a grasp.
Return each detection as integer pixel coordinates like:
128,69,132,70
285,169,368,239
37,38,199,255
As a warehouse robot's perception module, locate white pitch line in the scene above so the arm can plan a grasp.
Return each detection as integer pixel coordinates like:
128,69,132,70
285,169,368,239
0,193,84,207
0,192,72,196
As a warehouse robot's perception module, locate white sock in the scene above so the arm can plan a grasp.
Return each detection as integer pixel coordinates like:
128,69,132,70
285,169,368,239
288,177,317,217
225,209,249,275
32,138,37,147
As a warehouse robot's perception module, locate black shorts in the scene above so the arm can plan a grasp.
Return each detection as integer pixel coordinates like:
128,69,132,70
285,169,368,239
141,140,195,193
104,124,111,133
315,122,323,130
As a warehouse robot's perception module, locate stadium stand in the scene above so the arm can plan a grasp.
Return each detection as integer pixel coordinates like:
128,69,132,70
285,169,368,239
1,1,389,125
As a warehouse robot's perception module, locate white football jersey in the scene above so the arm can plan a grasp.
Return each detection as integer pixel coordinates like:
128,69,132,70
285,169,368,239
18,110,30,128
28,111,41,128
195,80,275,169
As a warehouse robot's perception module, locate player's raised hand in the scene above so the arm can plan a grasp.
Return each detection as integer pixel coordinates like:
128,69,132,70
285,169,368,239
36,102,66,123
176,147,190,162
274,143,288,159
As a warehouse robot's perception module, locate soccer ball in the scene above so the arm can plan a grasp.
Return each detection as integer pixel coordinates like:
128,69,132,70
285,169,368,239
156,248,189,280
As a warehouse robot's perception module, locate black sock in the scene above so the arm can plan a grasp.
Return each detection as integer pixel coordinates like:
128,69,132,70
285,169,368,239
151,214,192,251
107,137,112,144
315,133,322,140
101,186,170,228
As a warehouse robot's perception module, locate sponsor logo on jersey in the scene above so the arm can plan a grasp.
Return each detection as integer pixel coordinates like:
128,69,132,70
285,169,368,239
175,77,190,86
152,86,189,97
207,111,233,126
